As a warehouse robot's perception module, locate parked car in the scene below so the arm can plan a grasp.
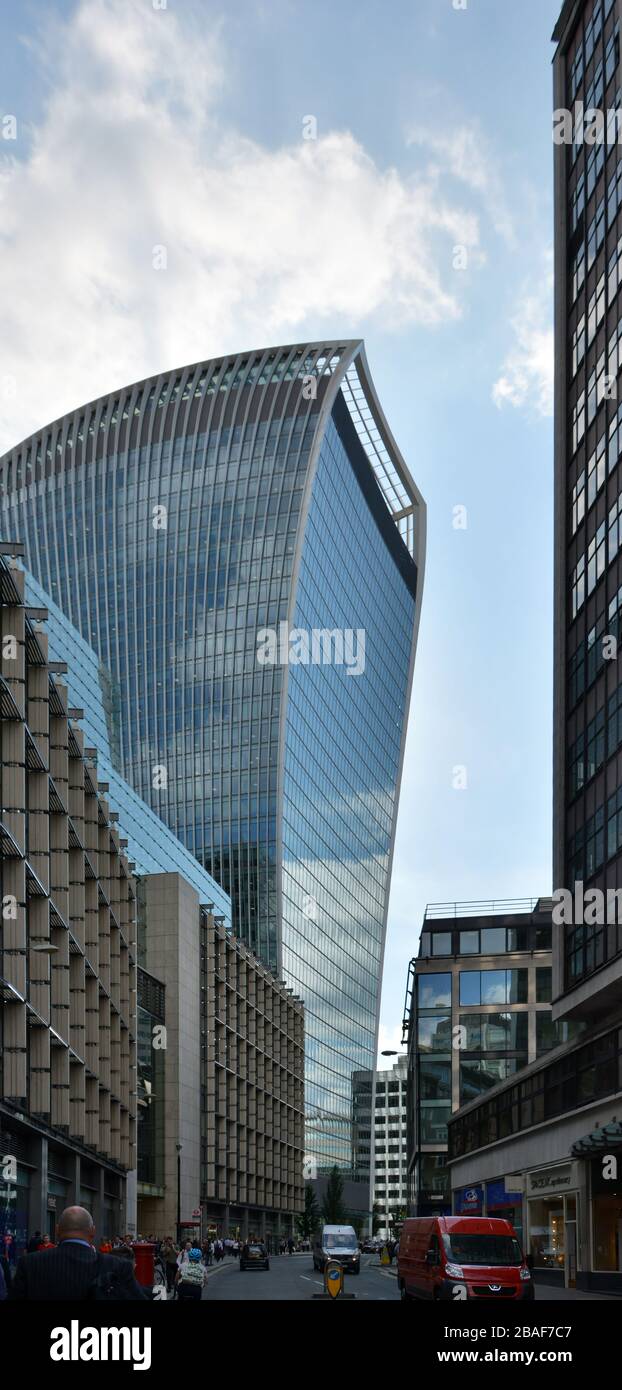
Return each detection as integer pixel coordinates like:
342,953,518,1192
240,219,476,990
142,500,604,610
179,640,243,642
397,1216,534,1301
240,1241,270,1271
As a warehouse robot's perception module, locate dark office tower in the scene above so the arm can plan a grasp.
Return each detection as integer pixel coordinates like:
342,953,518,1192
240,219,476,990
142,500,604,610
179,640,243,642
552,0,622,1020
0,341,426,1167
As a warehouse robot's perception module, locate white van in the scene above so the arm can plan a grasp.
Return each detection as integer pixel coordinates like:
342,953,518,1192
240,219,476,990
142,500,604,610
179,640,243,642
312,1224,360,1275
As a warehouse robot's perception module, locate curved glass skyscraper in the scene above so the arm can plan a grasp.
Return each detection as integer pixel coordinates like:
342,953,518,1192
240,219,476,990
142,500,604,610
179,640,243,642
0,340,425,1166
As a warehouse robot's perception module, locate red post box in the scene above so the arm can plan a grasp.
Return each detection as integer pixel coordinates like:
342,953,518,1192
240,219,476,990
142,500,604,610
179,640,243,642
132,1241,156,1287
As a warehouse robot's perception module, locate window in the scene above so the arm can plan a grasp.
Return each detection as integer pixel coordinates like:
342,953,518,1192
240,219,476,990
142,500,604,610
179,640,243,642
586,805,605,875
587,196,605,270
608,685,622,756
572,389,586,453
605,24,619,85
431,932,452,956
419,1059,451,1100
459,930,479,954
536,968,552,1003
418,973,451,1009
572,552,586,617
609,493,622,560
459,969,523,1005
568,729,585,797
460,971,482,1006
586,706,605,778
420,1105,450,1143
586,143,605,203
570,172,585,233
418,1014,451,1052
480,927,506,954
586,432,606,508
573,241,586,301
572,313,586,374
572,473,586,534
607,785,622,858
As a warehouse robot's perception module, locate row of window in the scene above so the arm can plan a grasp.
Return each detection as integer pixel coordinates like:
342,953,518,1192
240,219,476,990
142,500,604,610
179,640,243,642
449,1027,622,1159
567,781,622,879
418,923,551,959
568,582,622,707
568,0,616,103
418,969,551,1009
570,487,622,615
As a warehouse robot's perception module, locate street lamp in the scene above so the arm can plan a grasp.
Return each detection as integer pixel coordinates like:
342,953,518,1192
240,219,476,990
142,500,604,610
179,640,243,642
176,1144,182,1246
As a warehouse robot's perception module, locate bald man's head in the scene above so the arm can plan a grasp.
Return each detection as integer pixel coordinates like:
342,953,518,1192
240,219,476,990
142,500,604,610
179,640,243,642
57,1206,95,1242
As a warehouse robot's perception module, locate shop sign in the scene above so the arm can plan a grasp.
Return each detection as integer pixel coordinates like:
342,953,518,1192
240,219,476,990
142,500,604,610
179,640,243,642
486,1179,524,1211
455,1184,483,1214
527,1163,577,1197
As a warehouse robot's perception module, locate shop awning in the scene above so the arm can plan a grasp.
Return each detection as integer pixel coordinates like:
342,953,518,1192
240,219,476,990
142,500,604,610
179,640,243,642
571,1121,622,1156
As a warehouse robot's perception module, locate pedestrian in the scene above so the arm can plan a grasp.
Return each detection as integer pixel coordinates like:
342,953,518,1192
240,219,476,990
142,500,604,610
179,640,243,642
8,1206,147,1301
27,1231,42,1254
161,1236,178,1291
177,1239,192,1270
175,1247,208,1302
37,1234,55,1252
287,1237,294,1255
0,1247,11,1294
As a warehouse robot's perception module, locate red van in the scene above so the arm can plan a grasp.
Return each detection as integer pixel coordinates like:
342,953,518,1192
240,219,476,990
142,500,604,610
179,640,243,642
397,1215,534,1301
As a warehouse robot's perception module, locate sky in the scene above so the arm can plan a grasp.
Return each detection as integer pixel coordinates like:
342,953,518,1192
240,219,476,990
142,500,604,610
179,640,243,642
0,0,562,1066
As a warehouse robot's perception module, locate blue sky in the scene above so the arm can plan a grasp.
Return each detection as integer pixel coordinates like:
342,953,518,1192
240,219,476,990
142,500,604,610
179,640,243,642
0,0,562,1061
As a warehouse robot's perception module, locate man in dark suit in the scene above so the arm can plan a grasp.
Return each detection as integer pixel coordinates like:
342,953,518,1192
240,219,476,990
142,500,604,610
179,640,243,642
9,1206,147,1301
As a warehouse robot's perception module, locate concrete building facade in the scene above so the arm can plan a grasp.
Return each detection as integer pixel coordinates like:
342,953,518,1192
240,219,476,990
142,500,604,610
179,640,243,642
0,543,137,1244
353,1055,408,1239
140,873,305,1243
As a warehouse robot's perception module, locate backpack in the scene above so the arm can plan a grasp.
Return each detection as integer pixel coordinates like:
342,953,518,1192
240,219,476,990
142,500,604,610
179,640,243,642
180,1260,204,1286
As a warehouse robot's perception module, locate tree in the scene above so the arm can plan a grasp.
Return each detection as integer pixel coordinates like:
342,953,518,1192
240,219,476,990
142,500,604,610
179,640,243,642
296,1183,320,1239
371,1203,383,1236
321,1166,347,1224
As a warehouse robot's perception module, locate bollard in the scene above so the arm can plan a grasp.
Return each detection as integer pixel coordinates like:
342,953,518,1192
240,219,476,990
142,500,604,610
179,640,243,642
324,1258,344,1299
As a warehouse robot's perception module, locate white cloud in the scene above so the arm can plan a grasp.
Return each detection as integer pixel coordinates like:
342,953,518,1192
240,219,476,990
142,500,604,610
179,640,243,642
407,120,515,246
492,269,554,418
0,0,483,452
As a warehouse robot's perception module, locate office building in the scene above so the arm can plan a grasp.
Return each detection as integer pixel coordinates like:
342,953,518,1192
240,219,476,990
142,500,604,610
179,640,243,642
0,339,426,1167
402,898,566,1229
448,2,622,1294
139,873,304,1243
0,545,137,1242
353,1055,408,1238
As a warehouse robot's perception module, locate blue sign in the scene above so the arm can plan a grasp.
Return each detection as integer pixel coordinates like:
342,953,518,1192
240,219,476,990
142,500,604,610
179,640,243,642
455,1185,483,1214
486,1180,523,1211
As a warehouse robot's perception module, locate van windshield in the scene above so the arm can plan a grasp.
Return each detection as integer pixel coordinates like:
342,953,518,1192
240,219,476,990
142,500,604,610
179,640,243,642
324,1234,355,1249
443,1234,522,1266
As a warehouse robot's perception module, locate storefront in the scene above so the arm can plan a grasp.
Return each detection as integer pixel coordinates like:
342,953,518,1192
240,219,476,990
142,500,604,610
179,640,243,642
571,1120,622,1294
485,1178,525,1250
526,1161,580,1288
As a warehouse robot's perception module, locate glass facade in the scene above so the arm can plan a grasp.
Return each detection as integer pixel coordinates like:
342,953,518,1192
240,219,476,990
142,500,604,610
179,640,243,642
0,340,425,1166
281,413,416,1163
20,570,231,920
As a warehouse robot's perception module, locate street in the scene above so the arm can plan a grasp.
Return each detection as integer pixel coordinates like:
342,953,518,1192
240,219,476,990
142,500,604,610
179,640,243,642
192,1256,619,1301
200,1252,399,1300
